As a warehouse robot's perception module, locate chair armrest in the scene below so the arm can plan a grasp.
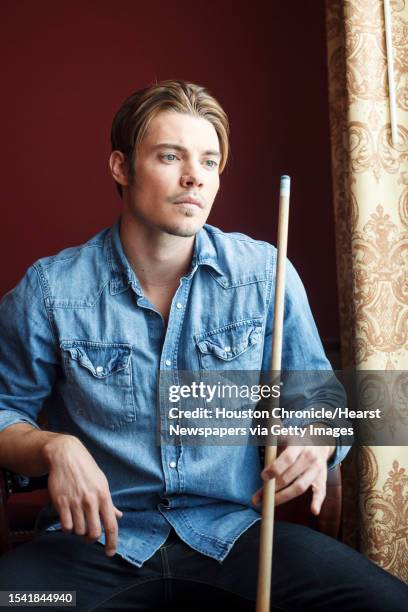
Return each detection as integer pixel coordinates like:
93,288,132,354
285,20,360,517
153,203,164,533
3,472,48,495
0,469,49,554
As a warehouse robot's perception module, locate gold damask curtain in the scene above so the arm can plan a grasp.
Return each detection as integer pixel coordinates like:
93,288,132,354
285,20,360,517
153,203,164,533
325,0,408,582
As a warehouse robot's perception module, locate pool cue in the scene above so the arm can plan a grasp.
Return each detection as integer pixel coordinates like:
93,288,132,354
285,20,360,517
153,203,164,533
256,174,291,612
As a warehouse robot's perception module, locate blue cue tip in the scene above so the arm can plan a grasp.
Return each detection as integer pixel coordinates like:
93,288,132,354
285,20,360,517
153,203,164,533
280,175,291,195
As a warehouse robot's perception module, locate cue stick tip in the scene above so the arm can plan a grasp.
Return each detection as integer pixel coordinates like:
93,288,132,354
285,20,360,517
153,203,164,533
279,175,291,196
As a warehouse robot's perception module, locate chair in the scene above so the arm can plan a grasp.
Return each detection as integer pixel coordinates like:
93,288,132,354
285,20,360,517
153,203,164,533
0,464,341,554
0,470,49,553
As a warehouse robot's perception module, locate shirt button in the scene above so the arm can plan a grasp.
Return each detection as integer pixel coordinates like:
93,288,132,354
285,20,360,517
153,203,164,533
169,460,177,468
165,359,171,367
176,302,183,309
96,366,104,374
224,346,231,353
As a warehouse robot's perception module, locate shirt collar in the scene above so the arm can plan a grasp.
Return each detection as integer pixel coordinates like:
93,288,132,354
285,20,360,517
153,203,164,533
105,218,143,296
194,224,224,276
105,218,223,296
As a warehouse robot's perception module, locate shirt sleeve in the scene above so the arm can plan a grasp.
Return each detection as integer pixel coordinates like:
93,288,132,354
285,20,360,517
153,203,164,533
0,264,59,432
261,254,352,469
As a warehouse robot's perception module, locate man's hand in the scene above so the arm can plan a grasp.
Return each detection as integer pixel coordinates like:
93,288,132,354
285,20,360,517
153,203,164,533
252,444,335,515
43,435,123,556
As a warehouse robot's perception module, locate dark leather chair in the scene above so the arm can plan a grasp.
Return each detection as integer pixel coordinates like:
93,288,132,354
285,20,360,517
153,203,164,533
0,470,49,552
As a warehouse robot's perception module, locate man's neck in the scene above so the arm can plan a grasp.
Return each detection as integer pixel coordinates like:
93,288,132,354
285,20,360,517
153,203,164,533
119,213,195,292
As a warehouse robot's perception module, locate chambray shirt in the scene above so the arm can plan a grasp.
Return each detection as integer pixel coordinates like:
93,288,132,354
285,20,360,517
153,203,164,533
0,220,349,567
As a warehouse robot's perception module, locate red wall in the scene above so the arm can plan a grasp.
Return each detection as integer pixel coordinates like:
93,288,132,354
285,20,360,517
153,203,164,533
0,0,339,341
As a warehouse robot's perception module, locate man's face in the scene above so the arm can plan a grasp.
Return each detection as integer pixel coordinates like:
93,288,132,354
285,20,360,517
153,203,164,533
123,110,221,238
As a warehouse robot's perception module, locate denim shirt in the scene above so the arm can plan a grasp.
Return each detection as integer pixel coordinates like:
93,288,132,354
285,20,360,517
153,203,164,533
0,219,349,567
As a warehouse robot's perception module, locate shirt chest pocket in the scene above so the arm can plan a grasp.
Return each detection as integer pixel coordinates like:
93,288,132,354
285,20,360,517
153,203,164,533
60,340,136,430
194,318,263,371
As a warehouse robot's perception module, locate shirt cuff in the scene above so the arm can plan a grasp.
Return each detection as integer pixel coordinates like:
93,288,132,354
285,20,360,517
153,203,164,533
0,409,41,433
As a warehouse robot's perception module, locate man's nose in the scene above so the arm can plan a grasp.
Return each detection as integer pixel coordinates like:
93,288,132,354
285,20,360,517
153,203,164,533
180,161,204,189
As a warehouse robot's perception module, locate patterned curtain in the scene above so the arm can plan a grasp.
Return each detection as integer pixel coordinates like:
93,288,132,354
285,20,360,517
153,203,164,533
325,0,408,582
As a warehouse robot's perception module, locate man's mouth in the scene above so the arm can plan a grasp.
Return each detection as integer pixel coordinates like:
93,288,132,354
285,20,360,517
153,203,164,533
173,196,203,208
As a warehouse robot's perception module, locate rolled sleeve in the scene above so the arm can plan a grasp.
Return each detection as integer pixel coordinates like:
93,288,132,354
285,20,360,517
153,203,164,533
0,264,58,432
328,443,351,469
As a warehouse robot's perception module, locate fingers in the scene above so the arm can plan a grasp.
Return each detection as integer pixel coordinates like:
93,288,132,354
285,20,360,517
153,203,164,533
261,446,302,482
58,497,73,534
252,471,326,511
71,502,87,535
83,497,121,555
262,446,329,487
83,500,102,542
257,445,329,510
55,493,122,553
310,471,327,516
46,439,122,554
84,503,122,545
100,500,119,557
273,448,318,493
274,466,318,506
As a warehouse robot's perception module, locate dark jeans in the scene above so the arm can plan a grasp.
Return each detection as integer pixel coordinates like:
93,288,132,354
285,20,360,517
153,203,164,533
0,521,407,611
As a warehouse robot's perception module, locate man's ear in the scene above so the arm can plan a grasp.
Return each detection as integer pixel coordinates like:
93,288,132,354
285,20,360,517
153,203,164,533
109,151,130,188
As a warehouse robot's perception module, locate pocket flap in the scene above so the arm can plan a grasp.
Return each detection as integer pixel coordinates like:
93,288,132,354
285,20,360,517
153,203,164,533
60,341,131,378
195,319,262,361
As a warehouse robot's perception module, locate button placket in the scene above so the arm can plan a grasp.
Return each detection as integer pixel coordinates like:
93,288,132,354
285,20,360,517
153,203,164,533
160,276,191,496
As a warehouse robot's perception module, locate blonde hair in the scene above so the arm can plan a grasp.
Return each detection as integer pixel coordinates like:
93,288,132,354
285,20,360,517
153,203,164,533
111,80,229,196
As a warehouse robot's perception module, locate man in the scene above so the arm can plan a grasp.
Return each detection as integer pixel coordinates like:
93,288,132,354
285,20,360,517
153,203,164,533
0,80,406,610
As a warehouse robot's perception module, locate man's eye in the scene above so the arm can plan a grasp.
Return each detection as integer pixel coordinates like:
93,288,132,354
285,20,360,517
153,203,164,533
161,153,178,161
204,159,217,168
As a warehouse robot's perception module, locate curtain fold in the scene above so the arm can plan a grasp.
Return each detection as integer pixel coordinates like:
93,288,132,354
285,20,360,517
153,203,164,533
325,0,408,582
